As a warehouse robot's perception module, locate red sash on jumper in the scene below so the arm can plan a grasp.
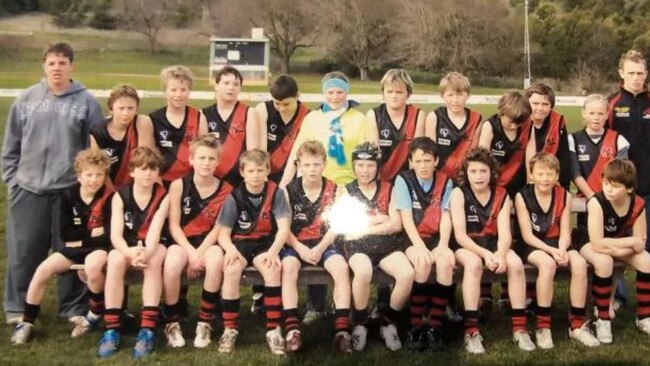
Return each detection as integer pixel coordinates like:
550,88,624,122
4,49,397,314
620,195,646,235
469,186,507,239
136,184,167,240
440,110,482,178
233,182,278,241
380,105,419,182
214,103,248,179
113,120,138,188
183,182,234,237
416,172,449,238
270,104,310,175
87,185,115,230
541,111,564,156
296,180,336,242
586,130,618,192
163,107,200,182
497,120,532,187
544,185,567,239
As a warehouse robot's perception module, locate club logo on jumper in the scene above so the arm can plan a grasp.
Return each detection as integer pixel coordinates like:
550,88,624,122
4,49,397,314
270,124,278,133
208,121,218,132
531,213,537,223
602,147,616,158
578,145,587,154
237,211,251,229
531,213,541,232
643,107,650,120
230,124,245,135
467,204,479,222
495,141,504,150
72,206,81,225
438,128,451,145
183,196,192,215
159,130,172,147
124,211,134,230
202,206,219,220
379,129,392,146
294,204,302,212
546,137,556,147
614,106,630,118
605,217,617,232
105,148,119,164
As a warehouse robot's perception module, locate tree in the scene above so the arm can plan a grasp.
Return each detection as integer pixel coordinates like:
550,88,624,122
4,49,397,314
113,0,175,53
248,0,318,74
318,0,402,80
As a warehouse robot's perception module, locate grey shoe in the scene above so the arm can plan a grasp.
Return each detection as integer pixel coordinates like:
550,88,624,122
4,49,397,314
11,322,34,345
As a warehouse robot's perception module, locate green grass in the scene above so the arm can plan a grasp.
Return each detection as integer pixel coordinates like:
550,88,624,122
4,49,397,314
0,95,647,365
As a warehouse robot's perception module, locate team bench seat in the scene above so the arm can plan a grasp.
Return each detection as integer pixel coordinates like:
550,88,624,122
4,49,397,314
70,197,614,286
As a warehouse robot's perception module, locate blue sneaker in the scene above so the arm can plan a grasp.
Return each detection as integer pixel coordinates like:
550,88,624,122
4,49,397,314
133,328,155,359
98,329,120,358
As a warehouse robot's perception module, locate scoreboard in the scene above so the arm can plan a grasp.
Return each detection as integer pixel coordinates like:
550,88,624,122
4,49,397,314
209,35,270,85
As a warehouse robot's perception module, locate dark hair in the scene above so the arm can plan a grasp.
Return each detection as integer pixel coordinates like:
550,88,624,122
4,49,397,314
525,82,556,108
42,42,74,63
603,159,637,190
108,84,140,110
215,65,243,85
408,136,438,159
456,147,500,189
497,90,531,124
129,146,164,171
270,75,299,100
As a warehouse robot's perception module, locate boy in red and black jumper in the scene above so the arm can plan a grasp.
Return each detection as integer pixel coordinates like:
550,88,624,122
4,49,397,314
216,149,291,355
97,147,168,359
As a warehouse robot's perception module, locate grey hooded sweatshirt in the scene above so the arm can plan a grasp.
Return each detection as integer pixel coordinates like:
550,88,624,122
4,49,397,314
1,79,104,194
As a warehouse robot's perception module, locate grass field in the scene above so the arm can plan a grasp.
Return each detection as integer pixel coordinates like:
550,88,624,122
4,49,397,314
0,17,648,364
0,96,648,365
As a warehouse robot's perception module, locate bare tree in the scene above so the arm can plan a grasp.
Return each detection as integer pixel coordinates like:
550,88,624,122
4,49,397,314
113,0,175,53
248,0,318,74
318,0,402,80
198,0,253,38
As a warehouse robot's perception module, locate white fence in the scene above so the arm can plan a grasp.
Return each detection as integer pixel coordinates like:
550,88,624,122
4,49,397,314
0,89,586,106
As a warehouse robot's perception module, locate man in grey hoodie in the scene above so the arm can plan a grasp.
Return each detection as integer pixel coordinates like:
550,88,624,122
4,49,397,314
1,42,105,323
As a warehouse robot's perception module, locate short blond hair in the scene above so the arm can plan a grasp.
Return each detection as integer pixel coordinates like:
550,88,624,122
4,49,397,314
160,65,194,91
582,93,609,111
74,148,111,175
297,140,327,162
618,50,647,70
380,69,413,95
529,152,560,174
190,134,222,157
439,72,471,96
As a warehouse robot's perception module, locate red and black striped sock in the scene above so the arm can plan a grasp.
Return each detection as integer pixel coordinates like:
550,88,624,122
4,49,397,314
334,308,350,332
164,302,182,324
592,275,613,320
636,271,650,320
140,306,159,330
500,282,510,302
198,289,219,324
23,302,40,324
430,283,452,329
464,310,479,335
480,283,492,299
511,308,527,333
264,286,282,330
222,298,240,330
89,291,105,315
409,281,428,326
569,306,586,331
536,306,551,329
104,308,122,330
283,308,300,332
352,308,369,326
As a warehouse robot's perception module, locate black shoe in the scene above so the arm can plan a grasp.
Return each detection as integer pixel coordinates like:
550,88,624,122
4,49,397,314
425,327,443,352
405,325,426,352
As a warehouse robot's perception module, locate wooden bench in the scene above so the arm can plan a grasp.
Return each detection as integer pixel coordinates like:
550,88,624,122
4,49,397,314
70,197,627,286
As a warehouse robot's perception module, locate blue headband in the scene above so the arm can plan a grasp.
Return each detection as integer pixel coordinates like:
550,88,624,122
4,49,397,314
322,78,350,94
